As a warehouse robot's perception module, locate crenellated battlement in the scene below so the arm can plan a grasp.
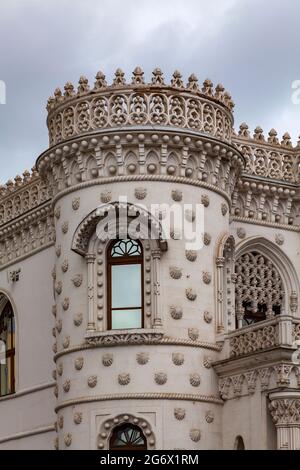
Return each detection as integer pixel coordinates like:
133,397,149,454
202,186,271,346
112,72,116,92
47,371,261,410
46,67,234,147
233,123,300,184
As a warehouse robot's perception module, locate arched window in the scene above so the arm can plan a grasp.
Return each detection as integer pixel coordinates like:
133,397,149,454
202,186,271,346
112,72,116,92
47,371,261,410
109,424,147,450
234,435,245,450
0,294,15,396
107,239,143,330
235,251,284,327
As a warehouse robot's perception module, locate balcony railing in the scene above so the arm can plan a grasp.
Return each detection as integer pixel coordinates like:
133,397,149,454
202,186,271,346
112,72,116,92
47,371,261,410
228,315,300,358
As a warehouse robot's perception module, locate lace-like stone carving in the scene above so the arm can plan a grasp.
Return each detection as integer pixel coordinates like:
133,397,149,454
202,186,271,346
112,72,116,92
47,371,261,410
235,251,284,322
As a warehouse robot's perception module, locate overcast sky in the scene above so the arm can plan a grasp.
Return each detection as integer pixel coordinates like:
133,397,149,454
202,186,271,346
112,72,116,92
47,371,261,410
0,0,300,183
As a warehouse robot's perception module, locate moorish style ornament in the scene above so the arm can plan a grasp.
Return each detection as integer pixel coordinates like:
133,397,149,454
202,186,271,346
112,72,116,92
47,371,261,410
237,227,246,239
74,357,84,370
186,288,197,301
190,373,201,387
204,311,213,323
74,412,83,425
202,272,212,284
190,429,201,442
87,375,98,388
118,373,131,386
170,306,183,320
275,233,284,246
136,352,149,365
134,187,147,200
100,190,112,203
188,328,199,341
72,197,80,211
174,408,186,420
172,353,184,366
155,372,167,385
102,353,113,367
185,250,197,262
169,266,182,279
72,274,83,287
73,313,83,326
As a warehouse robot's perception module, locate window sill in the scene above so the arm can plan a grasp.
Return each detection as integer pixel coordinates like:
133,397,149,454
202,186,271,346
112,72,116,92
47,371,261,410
85,328,164,347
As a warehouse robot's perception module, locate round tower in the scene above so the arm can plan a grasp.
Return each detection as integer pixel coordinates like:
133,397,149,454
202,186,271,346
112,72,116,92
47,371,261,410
36,67,244,450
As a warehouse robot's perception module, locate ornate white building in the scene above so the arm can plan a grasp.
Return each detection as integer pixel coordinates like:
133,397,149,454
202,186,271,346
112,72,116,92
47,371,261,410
0,67,299,450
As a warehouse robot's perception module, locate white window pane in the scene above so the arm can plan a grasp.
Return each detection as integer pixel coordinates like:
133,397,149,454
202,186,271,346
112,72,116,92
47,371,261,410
112,309,142,329
112,264,141,308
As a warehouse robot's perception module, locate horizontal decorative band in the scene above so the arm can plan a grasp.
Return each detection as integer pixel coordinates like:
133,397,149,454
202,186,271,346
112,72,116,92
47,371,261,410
54,336,222,361
0,425,55,444
233,216,300,232
52,174,232,208
55,392,224,413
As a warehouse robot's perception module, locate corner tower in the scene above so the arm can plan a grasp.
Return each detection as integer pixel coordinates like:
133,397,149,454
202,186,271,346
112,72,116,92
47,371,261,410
36,67,244,450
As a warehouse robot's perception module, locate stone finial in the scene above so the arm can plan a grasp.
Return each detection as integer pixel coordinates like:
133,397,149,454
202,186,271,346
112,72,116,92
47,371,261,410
268,128,279,144
132,66,145,85
77,76,90,94
238,122,250,138
94,71,107,90
151,67,165,86
224,91,234,110
253,126,265,141
202,79,213,96
54,87,63,104
113,68,126,86
281,132,293,148
64,82,75,98
171,70,184,88
214,83,225,100
47,95,55,111
187,73,199,92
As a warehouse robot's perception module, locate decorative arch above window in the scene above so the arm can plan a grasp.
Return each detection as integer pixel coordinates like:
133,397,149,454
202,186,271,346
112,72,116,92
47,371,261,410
0,293,15,396
72,203,167,337
109,423,147,451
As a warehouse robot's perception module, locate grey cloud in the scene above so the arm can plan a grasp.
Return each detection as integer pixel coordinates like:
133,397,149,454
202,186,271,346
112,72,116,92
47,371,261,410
0,0,299,183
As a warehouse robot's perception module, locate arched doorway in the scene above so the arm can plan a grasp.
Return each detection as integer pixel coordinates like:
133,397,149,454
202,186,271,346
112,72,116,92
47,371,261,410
109,423,147,450
234,435,245,450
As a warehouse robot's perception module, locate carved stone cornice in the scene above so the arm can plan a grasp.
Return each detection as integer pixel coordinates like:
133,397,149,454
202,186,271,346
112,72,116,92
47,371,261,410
218,364,300,400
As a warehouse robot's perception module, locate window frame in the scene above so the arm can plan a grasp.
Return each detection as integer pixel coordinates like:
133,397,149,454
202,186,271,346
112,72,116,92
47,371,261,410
0,299,15,397
107,239,145,331
109,423,147,451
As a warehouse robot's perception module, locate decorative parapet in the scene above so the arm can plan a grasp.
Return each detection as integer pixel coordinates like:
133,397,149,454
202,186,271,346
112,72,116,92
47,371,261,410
229,316,300,358
46,67,234,146
0,169,52,226
0,203,55,268
233,123,300,184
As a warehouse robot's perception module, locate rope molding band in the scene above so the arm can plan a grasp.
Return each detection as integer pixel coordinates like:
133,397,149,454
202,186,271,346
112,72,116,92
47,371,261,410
55,392,224,413
54,336,222,361
52,174,232,208
233,216,300,232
